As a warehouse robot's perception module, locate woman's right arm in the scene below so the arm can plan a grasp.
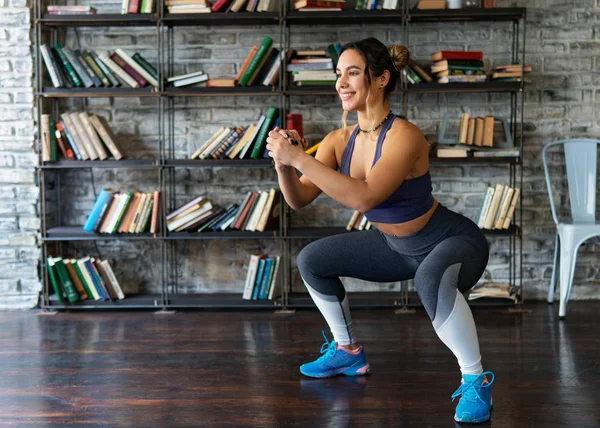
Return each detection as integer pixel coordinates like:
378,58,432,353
275,130,339,210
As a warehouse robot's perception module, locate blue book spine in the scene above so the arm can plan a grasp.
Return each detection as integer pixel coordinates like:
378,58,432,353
83,260,107,300
258,258,273,300
252,259,265,300
91,192,114,232
83,189,109,232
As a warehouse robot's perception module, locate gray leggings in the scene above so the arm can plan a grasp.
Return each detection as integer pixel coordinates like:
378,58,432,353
297,204,489,323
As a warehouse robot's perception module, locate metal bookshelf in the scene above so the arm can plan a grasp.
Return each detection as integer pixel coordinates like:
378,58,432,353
34,1,526,310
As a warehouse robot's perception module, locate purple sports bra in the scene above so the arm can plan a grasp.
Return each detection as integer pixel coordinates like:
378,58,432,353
339,113,434,224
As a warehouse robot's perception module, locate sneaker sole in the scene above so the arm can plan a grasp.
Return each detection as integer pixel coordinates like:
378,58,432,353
300,363,371,379
454,401,493,424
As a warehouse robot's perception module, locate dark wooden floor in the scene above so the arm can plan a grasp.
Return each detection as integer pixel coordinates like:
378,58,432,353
1,302,599,427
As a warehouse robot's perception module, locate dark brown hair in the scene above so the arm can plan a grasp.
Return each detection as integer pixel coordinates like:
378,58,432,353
340,37,409,100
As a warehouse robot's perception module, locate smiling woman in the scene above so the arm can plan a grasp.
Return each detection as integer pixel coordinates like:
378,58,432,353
265,37,494,424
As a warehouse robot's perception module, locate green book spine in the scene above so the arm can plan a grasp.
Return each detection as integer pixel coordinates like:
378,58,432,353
82,50,110,87
138,199,154,233
132,52,158,81
54,258,80,303
111,192,132,234
239,36,272,87
296,80,336,86
72,261,94,300
250,107,276,159
53,44,82,87
47,258,66,304
48,117,58,162
140,0,148,13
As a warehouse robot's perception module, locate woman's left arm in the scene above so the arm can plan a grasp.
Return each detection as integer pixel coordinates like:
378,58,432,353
291,127,424,212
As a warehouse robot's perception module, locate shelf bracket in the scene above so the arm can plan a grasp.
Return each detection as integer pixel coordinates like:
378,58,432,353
275,309,296,315
154,309,177,315
37,310,58,316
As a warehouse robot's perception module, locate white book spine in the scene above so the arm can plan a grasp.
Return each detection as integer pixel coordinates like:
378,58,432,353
89,115,123,160
243,255,260,300
483,184,505,230
477,187,495,228
40,45,61,88
246,191,268,232
61,113,89,160
99,52,139,88
115,48,159,87
101,260,125,299
70,112,99,160
79,112,109,160
40,114,51,162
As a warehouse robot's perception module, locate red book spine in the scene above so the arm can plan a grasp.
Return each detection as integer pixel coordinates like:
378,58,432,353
285,113,303,138
234,192,257,230
128,0,139,13
211,0,230,12
297,0,345,7
110,53,148,87
55,123,74,159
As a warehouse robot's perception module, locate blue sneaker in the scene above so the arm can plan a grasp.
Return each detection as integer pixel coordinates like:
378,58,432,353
299,331,371,379
452,371,495,423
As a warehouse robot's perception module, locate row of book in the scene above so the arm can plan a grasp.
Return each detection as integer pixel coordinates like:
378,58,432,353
477,184,520,230
242,254,281,300
167,188,279,233
42,111,123,162
84,190,160,234
47,256,125,304
235,36,284,87
122,0,155,13
404,50,531,85
41,43,159,89
46,5,98,15
192,106,281,160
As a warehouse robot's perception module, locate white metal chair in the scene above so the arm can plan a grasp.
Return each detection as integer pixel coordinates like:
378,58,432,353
543,139,600,319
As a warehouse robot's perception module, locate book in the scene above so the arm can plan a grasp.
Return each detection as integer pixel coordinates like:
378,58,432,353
431,51,484,62
238,36,272,87
250,107,276,159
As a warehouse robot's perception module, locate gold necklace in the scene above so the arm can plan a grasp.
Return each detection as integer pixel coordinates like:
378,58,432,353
358,111,392,133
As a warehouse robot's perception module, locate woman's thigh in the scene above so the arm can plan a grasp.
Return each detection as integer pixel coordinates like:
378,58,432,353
297,229,420,284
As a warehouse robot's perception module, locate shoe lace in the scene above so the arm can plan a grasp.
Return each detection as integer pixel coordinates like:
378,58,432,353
451,371,495,403
316,330,337,362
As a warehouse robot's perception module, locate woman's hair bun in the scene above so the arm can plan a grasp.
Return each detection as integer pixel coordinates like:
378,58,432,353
388,44,410,71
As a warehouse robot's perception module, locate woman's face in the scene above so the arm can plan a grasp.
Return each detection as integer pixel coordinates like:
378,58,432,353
335,49,371,111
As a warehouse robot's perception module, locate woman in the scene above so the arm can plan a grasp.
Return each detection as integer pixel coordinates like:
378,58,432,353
266,37,494,424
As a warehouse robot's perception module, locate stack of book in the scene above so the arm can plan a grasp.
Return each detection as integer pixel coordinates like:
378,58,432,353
346,210,374,231
430,51,486,84
166,0,210,13
167,70,208,87
288,49,336,86
166,188,279,233
122,0,155,13
210,0,278,12
47,5,97,14
83,189,160,235
47,256,125,304
294,0,345,11
468,283,516,302
476,184,520,230
41,111,123,162
490,64,532,82
191,106,278,160
40,43,159,89
242,254,281,300
236,36,284,87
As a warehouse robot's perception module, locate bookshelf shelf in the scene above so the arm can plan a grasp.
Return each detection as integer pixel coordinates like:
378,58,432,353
286,10,404,25
162,12,280,26
409,7,525,23
407,81,522,93
429,156,520,164
37,13,158,27
39,87,158,98
165,293,281,308
163,87,278,97
43,227,159,241
40,160,158,169
47,294,165,308
165,230,280,240
164,159,273,167
35,2,526,310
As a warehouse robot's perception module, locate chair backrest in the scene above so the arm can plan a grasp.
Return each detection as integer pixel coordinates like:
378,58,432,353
542,139,599,225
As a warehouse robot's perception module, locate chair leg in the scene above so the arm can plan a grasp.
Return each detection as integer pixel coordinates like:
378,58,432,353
558,231,578,320
548,234,560,304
